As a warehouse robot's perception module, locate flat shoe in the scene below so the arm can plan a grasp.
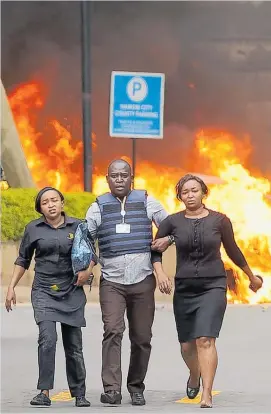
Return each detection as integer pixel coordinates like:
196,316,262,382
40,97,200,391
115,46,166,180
75,396,91,407
186,375,201,399
100,391,122,405
30,392,51,406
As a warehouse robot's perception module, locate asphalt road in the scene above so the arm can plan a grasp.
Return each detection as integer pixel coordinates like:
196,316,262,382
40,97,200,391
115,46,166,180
1,303,271,413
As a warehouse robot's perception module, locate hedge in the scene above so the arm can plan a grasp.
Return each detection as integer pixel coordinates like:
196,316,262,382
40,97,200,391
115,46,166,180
1,188,96,241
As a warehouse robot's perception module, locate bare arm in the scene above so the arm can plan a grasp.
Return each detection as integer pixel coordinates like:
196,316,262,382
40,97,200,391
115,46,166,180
6,226,35,311
221,216,262,292
8,265,26,289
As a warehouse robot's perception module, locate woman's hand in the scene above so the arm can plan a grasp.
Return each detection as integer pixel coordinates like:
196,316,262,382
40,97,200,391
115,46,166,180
249,275,263,293
75,261,95,286
5,287,16,312
75,270,91,286
156,271,172,294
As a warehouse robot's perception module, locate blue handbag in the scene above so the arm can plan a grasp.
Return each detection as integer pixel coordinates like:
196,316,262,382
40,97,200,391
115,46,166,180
71,220,101,287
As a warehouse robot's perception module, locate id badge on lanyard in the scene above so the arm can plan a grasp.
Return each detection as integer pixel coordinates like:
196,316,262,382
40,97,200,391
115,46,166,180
115,197,131,234
116,223,131,233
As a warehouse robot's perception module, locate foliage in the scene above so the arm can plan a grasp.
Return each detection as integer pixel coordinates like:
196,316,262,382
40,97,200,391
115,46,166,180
1,188,95,241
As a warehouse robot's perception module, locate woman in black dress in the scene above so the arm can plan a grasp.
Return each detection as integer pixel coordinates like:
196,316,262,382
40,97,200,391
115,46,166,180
5,187,93,407
152,174,263,408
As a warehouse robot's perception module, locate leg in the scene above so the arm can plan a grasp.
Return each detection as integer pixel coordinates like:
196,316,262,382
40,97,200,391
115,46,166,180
173,283,200,386
37,320,57,392
100,278,126,393
31,321,57,406
61,324,86,398
181,340,201,387
194,281,227,407
126,274,156,396
196,336,217,407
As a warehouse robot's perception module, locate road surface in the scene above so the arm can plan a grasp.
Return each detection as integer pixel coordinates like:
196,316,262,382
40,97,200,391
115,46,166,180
1,303,271,413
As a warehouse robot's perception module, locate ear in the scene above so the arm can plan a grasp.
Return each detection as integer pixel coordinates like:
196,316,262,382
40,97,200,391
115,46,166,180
106,175,109,185
61,200,64,210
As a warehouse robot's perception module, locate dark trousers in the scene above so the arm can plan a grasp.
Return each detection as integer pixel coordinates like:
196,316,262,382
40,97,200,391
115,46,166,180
99,274,156,394
37,321,86,397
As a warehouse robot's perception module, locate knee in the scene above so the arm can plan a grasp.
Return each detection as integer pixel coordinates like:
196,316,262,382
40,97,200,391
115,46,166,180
38,329,57,351
181,342,194,356
129,328,152,346
104,323,125,341
196,337,213,349
65,332,83,354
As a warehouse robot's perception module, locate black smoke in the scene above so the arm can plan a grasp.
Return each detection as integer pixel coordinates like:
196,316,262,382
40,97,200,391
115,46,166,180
1,1,271,175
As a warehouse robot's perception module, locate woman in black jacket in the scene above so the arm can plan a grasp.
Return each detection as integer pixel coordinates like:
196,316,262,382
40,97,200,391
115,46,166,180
152,174,263,408
5,187,93,407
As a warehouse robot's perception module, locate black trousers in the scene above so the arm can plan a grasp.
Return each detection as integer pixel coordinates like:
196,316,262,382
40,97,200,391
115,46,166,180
99,274,156,394
37,321,86,397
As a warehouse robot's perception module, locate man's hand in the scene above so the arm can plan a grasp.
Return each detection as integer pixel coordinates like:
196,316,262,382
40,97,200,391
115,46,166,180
75,270,91,286
156,271,172,294
151,236,172,253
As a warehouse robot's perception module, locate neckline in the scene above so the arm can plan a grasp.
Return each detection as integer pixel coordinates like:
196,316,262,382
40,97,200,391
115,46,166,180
183,209,210,220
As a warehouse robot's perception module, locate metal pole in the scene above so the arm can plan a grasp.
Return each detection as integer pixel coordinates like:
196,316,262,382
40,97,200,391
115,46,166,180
132,138,136,188
80,0,92,192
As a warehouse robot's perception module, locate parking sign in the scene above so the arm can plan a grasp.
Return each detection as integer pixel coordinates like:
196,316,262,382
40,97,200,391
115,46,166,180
109,71,165,139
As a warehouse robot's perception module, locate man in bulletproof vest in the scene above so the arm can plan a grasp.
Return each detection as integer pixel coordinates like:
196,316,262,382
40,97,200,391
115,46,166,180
84,159,172,406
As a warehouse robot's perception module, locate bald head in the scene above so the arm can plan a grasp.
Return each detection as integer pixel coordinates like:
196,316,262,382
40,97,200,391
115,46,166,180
106,159,133,198
107,159,131,175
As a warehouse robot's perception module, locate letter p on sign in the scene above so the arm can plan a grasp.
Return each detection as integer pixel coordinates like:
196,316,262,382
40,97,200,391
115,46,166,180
127,77,148,102
133,82,141,96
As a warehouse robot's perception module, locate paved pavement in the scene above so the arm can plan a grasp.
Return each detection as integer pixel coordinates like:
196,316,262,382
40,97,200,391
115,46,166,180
1,303,271,413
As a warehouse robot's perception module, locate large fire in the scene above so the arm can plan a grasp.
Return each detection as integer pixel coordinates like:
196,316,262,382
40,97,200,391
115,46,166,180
7,81,271,304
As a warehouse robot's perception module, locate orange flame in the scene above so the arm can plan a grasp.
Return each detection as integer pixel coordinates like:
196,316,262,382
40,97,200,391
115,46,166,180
8,82,96,191
7,81,271,304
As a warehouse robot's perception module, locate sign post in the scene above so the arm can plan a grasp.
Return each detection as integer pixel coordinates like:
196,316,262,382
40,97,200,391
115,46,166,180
132,138,136,187
109,71,165,184
80,0,92,192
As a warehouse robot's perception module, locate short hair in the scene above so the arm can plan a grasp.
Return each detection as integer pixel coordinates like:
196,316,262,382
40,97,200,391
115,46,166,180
175,174,209,201
107,159,132,175
35,187,64,213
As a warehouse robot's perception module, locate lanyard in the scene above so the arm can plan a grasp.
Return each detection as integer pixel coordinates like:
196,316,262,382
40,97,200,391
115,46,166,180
116,196,127,223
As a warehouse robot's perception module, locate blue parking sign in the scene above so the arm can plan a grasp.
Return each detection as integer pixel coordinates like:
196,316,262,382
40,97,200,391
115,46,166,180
109,71,165,139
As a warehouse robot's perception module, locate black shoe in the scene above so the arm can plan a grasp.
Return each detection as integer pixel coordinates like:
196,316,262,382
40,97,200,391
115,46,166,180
186,376,201,399
30,392,51,406
100,391,122,405
75,396,91,407
130,392,146,406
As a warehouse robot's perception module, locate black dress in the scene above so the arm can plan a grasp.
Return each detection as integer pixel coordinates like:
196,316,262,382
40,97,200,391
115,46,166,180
15,214,86,327
153,209,247,343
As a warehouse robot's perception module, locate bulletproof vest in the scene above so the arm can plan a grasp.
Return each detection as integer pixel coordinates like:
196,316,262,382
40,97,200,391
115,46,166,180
96,190,153,258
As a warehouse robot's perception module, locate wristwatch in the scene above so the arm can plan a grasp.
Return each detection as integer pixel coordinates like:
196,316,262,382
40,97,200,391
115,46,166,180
167,235,175,245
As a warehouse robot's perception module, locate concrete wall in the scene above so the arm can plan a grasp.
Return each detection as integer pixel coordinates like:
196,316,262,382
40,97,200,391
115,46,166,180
1,80,35,188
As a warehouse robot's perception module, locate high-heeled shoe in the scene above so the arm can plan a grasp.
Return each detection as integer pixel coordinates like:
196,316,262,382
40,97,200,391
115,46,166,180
186,375,201,399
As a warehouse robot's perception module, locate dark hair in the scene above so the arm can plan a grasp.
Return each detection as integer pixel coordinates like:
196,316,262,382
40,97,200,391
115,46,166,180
35,187,64,214
107,159,132,175
176,174,209,201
